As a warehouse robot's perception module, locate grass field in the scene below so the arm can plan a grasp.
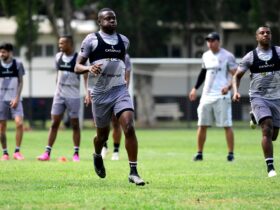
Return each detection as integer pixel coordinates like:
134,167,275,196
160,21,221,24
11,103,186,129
1,127,280,209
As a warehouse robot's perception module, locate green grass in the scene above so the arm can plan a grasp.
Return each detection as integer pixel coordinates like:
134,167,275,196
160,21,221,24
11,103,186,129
1,128,280,209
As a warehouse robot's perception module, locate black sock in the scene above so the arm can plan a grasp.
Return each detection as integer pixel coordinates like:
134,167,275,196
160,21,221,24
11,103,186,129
197,152,203,156
74,146,79,155
129,161,138,175
113,143,120,153
228,152,234,156
46,146,52,155
265,158,275,172
14,147,20,153
3,149,8,155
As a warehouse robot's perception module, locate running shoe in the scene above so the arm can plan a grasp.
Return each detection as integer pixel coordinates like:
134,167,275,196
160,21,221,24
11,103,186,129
193,154,203,161
128,174,145,186
0,154,9,161
93,153,106,178
268,170,277,178
13,152,24,160
72,154,80,162
37,152,50,161
111,152,119,160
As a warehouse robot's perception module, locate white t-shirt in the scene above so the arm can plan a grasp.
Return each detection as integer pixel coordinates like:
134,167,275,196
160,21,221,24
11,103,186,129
201,48,237,100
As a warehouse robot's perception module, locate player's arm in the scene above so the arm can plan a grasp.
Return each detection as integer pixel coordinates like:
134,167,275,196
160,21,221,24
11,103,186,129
221,68,237,95
83,72,91,106
188,68,206,101
232,69,245,102
75,56,103,75
10,70,23,108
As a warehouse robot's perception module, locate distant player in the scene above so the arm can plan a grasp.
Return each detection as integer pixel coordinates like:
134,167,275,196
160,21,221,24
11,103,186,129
37,35,88,162
0,43,25,161
101,53,132,160
233,26,280,177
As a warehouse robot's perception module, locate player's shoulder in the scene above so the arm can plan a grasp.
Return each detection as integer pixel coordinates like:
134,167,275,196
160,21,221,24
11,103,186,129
14,58,23,66
273,46,280,56
220,48,235,58
83,32,98,43
118,33,129,44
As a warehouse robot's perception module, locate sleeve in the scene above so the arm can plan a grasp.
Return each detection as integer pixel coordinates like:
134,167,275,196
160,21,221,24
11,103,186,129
125,54,132,71
16,61,25,76
79,34,94,59
55,52,61,70
238,51,253,72
194,68,206,89
227,53,238,71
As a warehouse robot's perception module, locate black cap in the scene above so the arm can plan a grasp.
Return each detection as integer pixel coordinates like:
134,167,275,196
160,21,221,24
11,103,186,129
205,32,220,41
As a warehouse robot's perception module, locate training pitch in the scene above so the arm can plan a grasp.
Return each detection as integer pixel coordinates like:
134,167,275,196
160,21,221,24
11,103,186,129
0,128,280,209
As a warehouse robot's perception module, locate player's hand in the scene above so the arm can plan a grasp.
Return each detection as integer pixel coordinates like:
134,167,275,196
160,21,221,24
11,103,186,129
221,87,229,95
88,63,103,75
188,88,197,101
84,94,91,107
232,92,241,102
10,98,19,108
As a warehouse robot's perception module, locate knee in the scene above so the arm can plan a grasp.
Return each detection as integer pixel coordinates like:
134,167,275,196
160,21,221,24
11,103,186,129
15,121,23,130
50,121,60,130
71,121,80,131
123,122,135,137
262,125,273,139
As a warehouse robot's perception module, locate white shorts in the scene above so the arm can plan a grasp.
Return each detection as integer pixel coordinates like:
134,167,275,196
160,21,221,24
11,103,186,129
197,97,232,127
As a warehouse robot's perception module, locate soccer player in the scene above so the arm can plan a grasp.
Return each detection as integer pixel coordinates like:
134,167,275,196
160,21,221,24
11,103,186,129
0,43,25,160
75,8,145,185
37,35,88,162
101,53,132,160
232,26,280,177
188,32,237,162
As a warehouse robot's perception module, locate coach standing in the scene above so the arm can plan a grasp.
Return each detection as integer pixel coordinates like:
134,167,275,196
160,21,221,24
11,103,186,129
188,32,237,162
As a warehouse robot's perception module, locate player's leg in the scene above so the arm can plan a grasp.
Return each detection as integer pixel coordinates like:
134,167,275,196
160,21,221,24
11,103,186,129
193,126,207,161
224,127,234,161
215,97,234,161
13,115,24,160
0,120,9,160
193,101,212,161
70,118,80,161
38,100,65,161
260,117,275,177
118,110,145,185
67,98,81,162
111,114,122,160
252,98,276,177
93,126,110,178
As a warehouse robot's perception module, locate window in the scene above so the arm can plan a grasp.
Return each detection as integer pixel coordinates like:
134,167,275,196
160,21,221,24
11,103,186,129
34,45,43,57
46,44,55,56
234,44,254,58
33,44,56,57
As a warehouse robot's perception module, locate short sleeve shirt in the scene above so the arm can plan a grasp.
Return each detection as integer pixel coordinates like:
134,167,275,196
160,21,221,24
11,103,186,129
0,59,25,101
79,31,129,95
201,48,237,99
238,46,280,99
